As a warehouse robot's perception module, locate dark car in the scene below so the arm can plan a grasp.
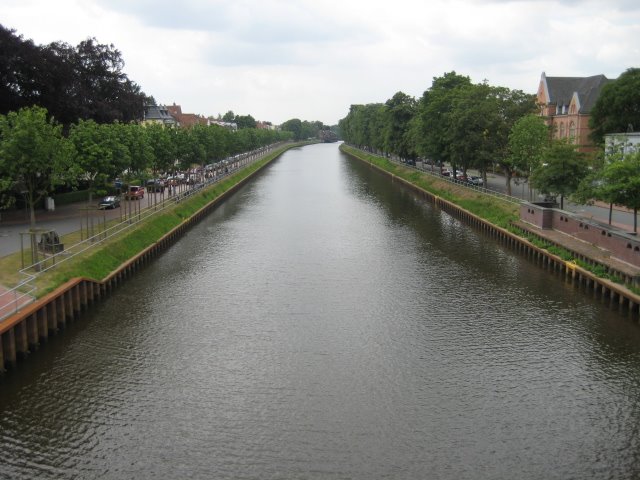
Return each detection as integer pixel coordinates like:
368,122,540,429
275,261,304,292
99,195,121,209
146,179,165,193
467,176,484,186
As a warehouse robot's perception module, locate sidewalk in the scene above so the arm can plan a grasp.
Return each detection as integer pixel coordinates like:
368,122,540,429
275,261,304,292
0,284,34,320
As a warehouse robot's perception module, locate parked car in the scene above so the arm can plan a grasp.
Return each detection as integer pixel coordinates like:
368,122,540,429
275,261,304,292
146,179,165,193
441,168,452,177
124,185,145,200
99,195,121,209
467,176,484,186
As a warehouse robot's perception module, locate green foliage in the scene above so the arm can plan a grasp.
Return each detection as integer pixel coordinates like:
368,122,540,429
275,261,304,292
383,92,416,159
69,119,118,203
546,245,574,261
234,114,257,129
589,68,640,144
413,72,472,165
52,189,90,205
505,114,551,195
280,118,325,141
587,151,640,232
340,71,536,186
341,144,519,228
530,140,589,208
0,25,147,125
0,106,75,225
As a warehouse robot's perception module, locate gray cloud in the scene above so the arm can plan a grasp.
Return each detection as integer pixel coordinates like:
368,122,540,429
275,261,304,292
94,0,373,45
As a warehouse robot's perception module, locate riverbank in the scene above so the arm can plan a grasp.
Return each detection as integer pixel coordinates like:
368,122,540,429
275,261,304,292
340,143,640,317
0,142,308,370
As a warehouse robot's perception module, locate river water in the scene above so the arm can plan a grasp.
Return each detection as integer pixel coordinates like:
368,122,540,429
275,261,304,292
1,143,640,479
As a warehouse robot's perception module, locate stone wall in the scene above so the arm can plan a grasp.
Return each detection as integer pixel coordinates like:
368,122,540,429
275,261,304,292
520,202,640,267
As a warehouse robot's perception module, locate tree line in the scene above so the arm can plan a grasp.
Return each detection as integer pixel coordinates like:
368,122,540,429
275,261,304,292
339,69,640,228
0,24,338,229
0,105,292,228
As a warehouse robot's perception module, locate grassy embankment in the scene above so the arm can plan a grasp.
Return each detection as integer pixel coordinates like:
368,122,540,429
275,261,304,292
1,143,303,297
340,144,637,290
340,144,519,228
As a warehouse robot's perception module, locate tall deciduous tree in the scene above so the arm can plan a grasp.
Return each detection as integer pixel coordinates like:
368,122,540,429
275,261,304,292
589,68,640,144
506,114,550,196
0,106,75,229
69,119,117,204
384,92,416,160
590,151,640,233
145,123,178,177
412,71,472,167
530,140,588,209
280,118,303,140
0,25,147,125
234,114,257,130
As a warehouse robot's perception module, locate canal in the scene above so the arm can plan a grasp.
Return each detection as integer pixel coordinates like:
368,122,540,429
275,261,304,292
1,143,640,479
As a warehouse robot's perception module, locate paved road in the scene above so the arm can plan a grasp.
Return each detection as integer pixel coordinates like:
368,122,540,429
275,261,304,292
426,162,638,232
0,191,176,258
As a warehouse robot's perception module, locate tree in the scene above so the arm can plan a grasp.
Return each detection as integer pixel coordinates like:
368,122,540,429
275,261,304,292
412,71,472,167
489,86,537,186
589,68,640,144
383,92,416,159
0,25,147,125
234,114,257,129
589,151,640,233
145,123,178,178
281,118,303,140
530,140,588,209
69,119,120,205
446,82,499,178
505,114,550,197
0,106,75,262
0,25,43,115
222,110,235,122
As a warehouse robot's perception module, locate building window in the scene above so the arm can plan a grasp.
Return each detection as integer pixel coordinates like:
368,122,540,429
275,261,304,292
569,121,576,142
559,123,565,138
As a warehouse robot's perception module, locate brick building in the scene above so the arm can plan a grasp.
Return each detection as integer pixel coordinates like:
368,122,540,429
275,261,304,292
537,72,613,152
166,104,209,128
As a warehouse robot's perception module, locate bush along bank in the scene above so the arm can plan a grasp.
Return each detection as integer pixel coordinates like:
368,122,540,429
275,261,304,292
340,144,640,318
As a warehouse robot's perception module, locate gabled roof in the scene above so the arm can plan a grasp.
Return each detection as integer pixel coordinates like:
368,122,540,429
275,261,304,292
144,104,176,124
541,72,613,113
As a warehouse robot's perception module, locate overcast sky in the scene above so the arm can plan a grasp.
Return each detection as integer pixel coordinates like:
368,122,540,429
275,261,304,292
1,0,639,125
